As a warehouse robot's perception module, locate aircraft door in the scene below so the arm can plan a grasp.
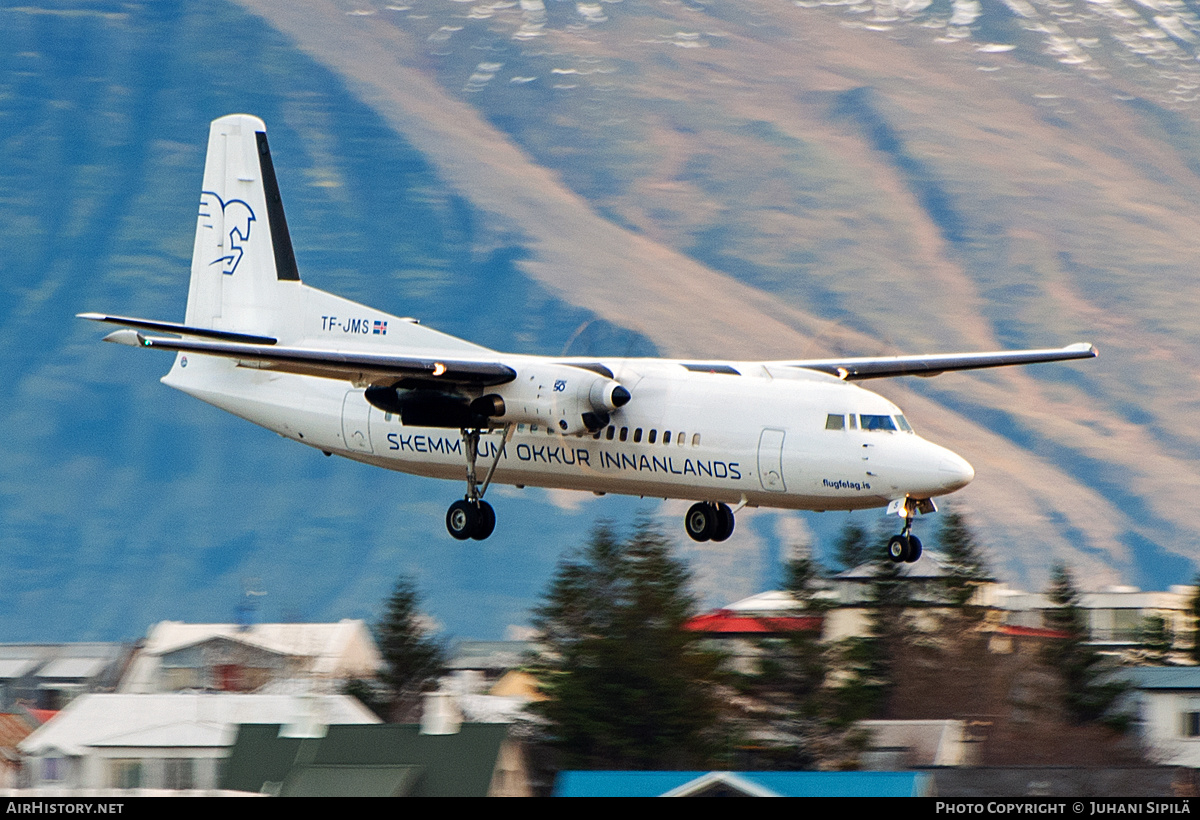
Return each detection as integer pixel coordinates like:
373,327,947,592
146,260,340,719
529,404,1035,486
341,389,374,454
757,428,786,492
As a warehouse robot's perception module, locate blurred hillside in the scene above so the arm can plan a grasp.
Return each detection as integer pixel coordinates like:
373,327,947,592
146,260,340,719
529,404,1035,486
3,0,1200,640
240,0,1200,587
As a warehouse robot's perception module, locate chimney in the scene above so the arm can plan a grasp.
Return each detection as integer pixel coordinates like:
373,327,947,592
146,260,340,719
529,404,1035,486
420,691,462,735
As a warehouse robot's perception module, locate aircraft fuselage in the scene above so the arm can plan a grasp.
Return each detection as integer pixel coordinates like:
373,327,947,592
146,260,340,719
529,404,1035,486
163,351,973,513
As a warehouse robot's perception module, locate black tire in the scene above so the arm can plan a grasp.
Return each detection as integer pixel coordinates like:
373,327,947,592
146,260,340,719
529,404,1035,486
711,503,735,542
905,534,922,563
446,499,479,540
887,535,909,563
685,502,715,542
471,500,496,541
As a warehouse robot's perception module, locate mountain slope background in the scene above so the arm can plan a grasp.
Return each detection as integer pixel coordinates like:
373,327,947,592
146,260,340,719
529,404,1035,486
2,0,1200,640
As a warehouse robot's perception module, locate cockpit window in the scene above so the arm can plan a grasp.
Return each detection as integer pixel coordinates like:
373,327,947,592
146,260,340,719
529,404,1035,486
825,414,845,430
859,414,898,432
896,415,914,433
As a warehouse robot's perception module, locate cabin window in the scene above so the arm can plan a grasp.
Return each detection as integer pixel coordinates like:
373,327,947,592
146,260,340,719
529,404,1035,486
648,429,657,444
1184,699,1200,737
606,426,615,441
896,415,914,433
860,414,898,432
531,424,538,432
633,428,643,443
825,414,845,430
692,433,701,446
677,432,685,446
619,427,628,442
663,430,671,446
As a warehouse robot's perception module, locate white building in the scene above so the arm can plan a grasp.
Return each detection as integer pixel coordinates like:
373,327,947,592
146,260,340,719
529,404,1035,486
17,692,379,792
119,620,381,694
996,585,1195,655
1125,667,1200,767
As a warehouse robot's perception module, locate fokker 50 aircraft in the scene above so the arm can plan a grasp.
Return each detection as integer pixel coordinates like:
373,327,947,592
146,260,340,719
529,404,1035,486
81,115,1097,562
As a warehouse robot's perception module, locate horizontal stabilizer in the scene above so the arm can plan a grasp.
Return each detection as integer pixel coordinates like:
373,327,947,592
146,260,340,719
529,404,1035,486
103,332,517,388
78,313,277,345
784,343,1097,381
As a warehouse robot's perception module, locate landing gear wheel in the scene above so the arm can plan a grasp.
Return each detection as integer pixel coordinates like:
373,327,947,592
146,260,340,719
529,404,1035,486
904,534,922,563
887,535,909,563
446,500,480,541
685,502,716,542
712,503,735,543
471,500,496,541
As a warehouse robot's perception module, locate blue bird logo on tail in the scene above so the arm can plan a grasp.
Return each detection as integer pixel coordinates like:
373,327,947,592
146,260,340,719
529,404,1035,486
199,191,256,275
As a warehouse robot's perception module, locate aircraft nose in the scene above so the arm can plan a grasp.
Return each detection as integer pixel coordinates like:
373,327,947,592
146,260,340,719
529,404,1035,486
938,451,975,492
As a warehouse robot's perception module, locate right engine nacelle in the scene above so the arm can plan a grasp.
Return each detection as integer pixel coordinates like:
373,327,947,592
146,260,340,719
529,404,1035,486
476,364,631,435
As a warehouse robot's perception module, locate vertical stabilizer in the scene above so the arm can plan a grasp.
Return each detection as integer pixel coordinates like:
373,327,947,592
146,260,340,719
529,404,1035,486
185,114,299,337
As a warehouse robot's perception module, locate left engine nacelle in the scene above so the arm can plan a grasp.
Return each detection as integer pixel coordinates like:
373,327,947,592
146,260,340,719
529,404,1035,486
477,364,631,435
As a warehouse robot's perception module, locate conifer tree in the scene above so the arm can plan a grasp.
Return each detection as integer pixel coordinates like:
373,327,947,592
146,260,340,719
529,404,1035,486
833,520,874,571
530,520,724,769
1139,614,1173,665
1042,563,1128,727
376,574,446,721
937,509,991,608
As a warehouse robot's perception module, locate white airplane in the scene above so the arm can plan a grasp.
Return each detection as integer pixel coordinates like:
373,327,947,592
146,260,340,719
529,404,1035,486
81,115,1097,562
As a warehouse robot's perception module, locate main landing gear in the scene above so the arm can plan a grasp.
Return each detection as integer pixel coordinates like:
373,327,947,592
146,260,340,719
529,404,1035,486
684,501,736,543
446,425,510,541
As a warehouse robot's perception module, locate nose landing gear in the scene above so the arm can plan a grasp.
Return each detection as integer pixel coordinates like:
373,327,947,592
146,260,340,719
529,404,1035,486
887,532,922,564
885,497,932,563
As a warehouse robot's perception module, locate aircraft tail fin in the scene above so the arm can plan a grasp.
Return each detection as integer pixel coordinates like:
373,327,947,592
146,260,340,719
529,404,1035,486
185,114,299,337
178,114,489,356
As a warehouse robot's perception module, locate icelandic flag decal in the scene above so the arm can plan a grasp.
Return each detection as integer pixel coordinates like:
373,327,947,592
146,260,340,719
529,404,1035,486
373,320,388,335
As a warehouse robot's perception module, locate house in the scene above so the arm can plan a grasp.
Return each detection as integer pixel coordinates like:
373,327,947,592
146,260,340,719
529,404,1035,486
997,586,1196,658
0,643,132,711
118,620,380,694
0,711,39,788
221,722,532,796
859,719,974,768
684,590,823,675
694,567,1196,656
17,692,379,791
1124,667,1200,767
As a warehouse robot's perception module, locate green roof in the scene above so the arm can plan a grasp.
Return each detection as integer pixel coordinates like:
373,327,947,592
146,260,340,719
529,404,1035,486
223,723,512,797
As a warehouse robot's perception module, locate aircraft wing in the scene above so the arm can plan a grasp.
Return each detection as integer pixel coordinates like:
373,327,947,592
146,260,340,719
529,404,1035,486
781,342,1097,381
92,326,517,387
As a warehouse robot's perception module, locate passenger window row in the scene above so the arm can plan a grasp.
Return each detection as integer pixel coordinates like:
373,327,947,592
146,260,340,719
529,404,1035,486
596,426,700,447
521,423,701,447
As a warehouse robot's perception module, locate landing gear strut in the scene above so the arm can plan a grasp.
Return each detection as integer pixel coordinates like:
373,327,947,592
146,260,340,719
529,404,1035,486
886,512,923,564
445,425,510,541
684,502,736,543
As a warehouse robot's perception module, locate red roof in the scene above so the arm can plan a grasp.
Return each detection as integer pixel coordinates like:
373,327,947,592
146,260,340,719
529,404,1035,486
685,610,823,634
27,708,58,725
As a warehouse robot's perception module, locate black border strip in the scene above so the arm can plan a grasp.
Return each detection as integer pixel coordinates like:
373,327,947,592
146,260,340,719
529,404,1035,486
255,130,301,282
